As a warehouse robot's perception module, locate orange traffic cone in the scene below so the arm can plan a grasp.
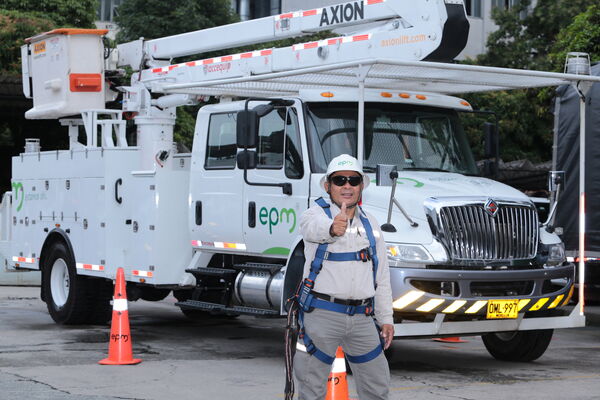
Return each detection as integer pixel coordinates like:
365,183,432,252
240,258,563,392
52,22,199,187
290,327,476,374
99,268,141,365
433,337,467,343
325,347,350,400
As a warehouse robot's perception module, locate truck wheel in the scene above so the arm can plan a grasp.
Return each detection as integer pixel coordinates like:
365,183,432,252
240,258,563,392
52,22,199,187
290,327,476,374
481,329,553,362
43,242,90,324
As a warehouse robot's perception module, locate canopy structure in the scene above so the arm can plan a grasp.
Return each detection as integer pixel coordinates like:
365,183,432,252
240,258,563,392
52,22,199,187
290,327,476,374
159,59,600,97
160,58,600,314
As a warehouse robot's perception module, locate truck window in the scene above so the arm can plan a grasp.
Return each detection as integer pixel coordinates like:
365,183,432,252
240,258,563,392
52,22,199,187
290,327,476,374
257,109,285,169
205,112,237,169
284,108,303,179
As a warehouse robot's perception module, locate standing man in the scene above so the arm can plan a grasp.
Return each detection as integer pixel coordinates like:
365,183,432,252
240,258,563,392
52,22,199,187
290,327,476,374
294,154,394,400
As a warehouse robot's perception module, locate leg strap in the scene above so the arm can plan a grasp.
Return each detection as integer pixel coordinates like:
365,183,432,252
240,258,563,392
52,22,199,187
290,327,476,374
345,344,383,364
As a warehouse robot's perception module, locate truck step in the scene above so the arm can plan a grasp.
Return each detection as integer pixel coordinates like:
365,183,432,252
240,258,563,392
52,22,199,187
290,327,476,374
176,300,280,317
185,267,238,277
232,262,283,274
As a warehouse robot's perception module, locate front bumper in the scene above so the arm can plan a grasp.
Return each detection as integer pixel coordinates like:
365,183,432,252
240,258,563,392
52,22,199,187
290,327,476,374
390,264,575,316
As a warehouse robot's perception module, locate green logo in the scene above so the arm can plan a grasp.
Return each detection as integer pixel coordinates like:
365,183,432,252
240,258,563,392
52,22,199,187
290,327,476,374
259,206,297,234
337,160,353,166
11,182,24,212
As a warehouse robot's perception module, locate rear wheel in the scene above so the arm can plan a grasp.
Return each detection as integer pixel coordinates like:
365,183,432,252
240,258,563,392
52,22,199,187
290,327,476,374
481,329,553,362
43,242,89,324
43,241,112,325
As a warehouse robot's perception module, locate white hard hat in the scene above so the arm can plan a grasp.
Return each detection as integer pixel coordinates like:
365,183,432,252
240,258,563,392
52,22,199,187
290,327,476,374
320,154,369,190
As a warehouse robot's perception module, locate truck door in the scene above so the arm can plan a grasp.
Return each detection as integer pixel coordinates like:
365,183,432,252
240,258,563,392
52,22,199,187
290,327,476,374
243,103,309,257
191,110,245,250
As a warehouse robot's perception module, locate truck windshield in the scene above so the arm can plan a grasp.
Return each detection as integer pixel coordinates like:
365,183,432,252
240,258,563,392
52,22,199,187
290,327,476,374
306,102,478,175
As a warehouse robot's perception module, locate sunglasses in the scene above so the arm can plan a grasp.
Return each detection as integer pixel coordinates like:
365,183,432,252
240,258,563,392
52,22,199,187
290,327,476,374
329,175,363,187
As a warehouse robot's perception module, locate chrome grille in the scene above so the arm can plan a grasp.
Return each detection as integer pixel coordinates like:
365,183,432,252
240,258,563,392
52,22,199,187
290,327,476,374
438,203,538,261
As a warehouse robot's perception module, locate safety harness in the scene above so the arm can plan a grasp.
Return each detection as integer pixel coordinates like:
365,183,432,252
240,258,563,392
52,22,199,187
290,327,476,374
284,197,383,399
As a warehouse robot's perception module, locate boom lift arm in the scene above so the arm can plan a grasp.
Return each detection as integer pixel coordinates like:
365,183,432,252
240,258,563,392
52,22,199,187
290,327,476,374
118,0,469,71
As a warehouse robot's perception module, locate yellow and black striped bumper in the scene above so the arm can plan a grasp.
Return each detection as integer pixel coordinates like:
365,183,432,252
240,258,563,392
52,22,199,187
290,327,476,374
390,264,575,316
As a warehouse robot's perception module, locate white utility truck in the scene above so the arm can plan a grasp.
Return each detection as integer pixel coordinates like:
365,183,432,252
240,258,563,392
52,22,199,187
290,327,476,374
1,0,598,361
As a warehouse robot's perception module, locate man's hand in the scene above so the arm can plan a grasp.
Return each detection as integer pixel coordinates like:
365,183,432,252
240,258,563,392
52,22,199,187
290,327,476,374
330,202,348,237
380,324,394,350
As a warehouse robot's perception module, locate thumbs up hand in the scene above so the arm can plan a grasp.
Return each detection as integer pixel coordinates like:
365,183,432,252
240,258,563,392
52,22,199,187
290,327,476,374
330,202,348,237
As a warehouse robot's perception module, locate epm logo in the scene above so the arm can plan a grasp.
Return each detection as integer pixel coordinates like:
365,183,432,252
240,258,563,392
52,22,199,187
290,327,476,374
320,1,365,27
259,206,296,234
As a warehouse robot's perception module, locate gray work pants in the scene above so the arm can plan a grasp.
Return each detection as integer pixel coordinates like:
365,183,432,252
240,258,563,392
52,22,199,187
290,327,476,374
294,308,390,400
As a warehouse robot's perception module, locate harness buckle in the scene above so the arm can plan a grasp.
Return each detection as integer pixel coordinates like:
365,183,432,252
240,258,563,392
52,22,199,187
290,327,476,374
359,247,371,262
305,341,317,355
346,305,356,316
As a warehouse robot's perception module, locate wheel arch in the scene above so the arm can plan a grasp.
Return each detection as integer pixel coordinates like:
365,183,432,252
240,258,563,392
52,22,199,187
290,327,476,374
39,229,75,302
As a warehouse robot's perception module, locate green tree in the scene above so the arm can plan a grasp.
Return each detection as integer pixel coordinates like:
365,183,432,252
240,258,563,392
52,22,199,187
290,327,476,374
463,0,597,164
1,0,97,28
548,4,600,70
1,0,97,74
115,0,238,42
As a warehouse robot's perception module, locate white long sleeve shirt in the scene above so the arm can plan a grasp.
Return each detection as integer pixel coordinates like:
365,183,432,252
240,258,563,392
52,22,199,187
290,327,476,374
299,201,394,326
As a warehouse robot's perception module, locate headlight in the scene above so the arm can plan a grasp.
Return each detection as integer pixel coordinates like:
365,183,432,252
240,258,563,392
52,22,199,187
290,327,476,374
387,244,433,266
547,243,565,265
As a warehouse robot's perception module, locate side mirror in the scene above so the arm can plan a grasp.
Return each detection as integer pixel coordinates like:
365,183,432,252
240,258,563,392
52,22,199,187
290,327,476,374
376,164,397,186
548,170,565,192
236,110,258,148
236,150,257,170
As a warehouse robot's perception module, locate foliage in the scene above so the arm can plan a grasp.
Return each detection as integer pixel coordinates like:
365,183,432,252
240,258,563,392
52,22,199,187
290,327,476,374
548,4,600,69
1,0,97,28
463,0,598,163
115,0,238,42
0,10,54,73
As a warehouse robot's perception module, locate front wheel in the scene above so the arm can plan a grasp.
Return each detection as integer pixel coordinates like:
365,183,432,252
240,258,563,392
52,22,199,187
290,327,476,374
481,329,553,362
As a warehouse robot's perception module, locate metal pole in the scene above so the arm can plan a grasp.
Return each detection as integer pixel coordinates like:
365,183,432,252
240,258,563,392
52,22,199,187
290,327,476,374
355,65,370,166
358,80,364,164
578,93,586,315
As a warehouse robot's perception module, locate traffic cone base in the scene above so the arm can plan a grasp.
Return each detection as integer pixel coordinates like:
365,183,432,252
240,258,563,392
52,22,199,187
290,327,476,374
99,268,142,365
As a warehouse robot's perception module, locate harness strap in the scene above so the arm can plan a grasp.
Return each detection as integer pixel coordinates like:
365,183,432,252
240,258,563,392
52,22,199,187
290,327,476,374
346,344,383,363
315,246,376,262
311,297,373,316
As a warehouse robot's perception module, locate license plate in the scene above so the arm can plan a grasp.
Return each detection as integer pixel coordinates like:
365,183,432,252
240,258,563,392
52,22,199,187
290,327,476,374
486,299,519,319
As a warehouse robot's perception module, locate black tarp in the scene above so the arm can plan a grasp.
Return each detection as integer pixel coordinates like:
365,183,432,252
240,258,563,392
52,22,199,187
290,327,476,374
555,64,600,253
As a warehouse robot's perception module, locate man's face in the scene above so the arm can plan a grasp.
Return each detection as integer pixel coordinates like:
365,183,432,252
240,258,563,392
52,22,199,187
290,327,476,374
325,171,363,208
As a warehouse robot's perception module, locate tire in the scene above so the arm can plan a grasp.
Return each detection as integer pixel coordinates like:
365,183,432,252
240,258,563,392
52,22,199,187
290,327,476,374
43,241,90,324
42,241,113,325
481,329,553,362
